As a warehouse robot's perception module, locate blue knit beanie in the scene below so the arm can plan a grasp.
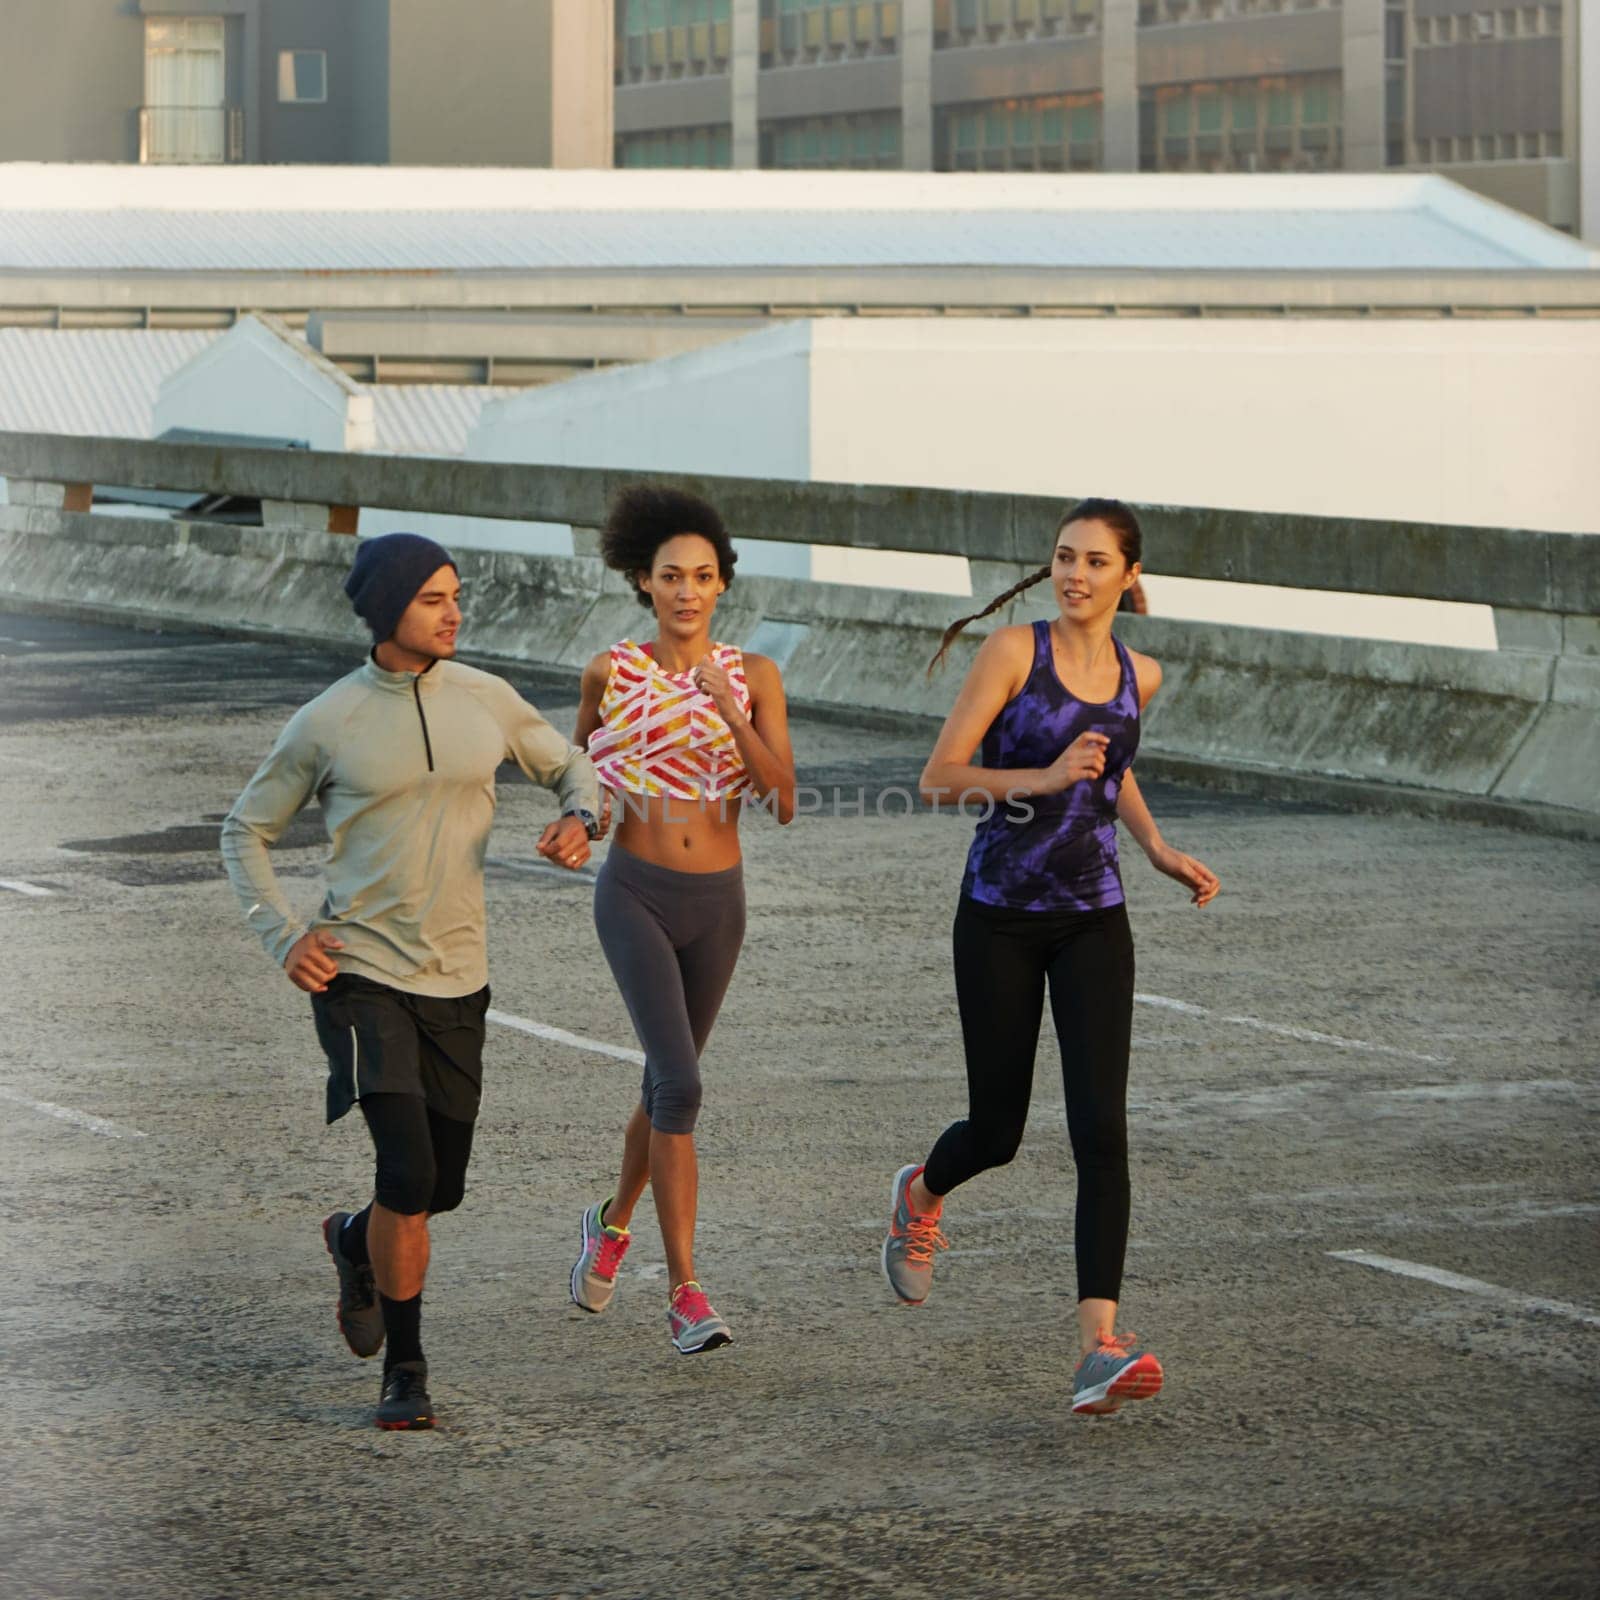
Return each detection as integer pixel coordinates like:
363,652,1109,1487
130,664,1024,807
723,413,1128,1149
343,533,457,642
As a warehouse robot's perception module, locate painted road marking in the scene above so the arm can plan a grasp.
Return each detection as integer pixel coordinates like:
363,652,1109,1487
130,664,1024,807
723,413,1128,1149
1136,991,1447,1064
1329,1250,1600,1328
0,1085,147,1140
0,879,53,897
1371,1079,1591,1101
488,1008,645,1066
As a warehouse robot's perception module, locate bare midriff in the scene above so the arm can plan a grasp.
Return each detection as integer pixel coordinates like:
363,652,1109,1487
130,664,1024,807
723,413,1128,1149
609,792,745,872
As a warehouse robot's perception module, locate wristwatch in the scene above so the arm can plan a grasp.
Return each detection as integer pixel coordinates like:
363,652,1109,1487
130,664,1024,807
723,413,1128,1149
565,807,601,841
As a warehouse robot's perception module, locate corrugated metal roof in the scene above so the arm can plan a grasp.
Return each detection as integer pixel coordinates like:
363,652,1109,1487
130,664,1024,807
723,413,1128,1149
0,329,217,437
0,205,1552,273
0,329,492,456
371,384,496,456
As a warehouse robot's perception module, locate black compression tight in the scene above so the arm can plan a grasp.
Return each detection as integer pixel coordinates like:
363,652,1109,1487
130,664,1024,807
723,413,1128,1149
923,896,1136,1303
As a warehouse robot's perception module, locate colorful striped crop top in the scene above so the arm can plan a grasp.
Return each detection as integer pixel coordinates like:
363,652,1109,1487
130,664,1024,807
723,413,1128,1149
587,639,754,802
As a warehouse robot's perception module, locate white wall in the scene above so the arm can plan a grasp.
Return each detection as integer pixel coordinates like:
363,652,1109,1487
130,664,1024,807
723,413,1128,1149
460,321,821,574
805,318,1600,647
154,315,374,452
807,318,1600,535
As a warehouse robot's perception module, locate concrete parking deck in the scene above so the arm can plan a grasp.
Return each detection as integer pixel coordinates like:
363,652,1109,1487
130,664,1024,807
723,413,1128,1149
1,613,1595,1600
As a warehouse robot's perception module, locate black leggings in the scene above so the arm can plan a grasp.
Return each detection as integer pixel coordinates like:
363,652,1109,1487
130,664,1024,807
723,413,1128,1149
923,896,1135,1303
360,1093,475,1217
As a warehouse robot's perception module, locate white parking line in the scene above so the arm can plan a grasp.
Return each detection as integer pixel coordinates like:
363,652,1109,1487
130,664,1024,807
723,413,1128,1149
1136,992,1447,1064
0,1085,147,1140
488,1008,644,1066
1328,1250,1600,1328
0,879,53,897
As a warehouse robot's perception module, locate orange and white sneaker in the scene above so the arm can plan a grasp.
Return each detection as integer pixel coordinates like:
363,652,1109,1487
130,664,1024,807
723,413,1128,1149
881,1162,949,1306
1071,1331,1164,1416
666,1280,733,1354
570,1197,631,1314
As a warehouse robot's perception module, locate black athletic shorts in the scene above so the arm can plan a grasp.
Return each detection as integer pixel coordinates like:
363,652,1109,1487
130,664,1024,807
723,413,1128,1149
310,973,489,1126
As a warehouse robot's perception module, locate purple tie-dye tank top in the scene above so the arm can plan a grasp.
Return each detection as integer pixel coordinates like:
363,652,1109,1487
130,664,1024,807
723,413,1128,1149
960,620,1140,913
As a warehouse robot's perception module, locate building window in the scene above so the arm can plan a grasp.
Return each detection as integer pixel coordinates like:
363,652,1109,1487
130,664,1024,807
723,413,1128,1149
937,94,1101,171
1137,0,1338,23
934,0,1098,47
616,124,734,167
760,1,900,68
1140,73,1341,172
277,51,327,104
142,16,239,164
760,111,901,167
615,0,732,87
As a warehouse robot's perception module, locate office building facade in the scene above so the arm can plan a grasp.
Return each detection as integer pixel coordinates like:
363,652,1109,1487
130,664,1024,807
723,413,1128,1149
613,0,1586,231
0,0,612,169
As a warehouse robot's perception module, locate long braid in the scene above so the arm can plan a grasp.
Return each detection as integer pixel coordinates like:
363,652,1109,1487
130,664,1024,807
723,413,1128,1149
926,563,1053,676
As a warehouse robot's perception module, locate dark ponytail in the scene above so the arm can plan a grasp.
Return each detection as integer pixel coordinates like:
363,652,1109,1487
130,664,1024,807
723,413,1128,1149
925,497,1143,676
925,563,1052,676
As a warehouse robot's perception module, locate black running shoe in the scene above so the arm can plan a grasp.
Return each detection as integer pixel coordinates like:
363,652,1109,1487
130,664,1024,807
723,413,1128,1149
322,1212,385,1359
376,1361,435,1431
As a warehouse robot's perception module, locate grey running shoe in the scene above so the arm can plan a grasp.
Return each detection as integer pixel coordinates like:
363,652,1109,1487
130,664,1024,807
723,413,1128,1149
322,1211,385,1359
570,1196,632,1313
1072,1332,1164,1417
375,1361,435,1431
666,1280,733,1354
881,1163,949,1306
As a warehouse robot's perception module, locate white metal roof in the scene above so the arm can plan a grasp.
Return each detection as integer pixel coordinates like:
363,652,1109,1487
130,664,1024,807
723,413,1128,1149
0,328,217,437
371,385,496,456
1,164,1592,273
0,325,490,455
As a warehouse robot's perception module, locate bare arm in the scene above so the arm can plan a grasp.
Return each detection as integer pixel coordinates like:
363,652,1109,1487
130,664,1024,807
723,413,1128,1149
731,653,797,824
919,627,1109,805
1115,654,1220,906
693,652,797,824
574,651,609,749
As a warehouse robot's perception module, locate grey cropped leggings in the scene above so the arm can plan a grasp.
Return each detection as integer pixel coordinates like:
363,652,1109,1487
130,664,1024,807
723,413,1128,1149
592,845,746,1135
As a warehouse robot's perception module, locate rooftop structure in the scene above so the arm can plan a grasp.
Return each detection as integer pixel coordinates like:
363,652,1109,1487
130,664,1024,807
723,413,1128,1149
2,164,1595,383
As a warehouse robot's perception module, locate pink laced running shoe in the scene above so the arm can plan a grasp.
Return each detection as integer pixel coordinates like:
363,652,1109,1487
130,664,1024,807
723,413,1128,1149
666,1279,733,1354
570,1197,632,1314
1072,1331,1164,1416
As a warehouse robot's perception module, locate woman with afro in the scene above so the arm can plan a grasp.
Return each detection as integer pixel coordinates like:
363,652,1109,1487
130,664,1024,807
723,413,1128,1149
568,484,797,1353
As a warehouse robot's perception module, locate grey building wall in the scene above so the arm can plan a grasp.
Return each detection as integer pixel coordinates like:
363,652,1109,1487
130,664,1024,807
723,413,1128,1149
1136,8,1341,87
0,0,146,162
1412,36,1563,140
386,0,554,165
256,0,368,165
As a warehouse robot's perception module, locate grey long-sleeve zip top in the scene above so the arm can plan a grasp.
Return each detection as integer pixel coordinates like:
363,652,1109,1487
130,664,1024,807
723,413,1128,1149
220,656,600,997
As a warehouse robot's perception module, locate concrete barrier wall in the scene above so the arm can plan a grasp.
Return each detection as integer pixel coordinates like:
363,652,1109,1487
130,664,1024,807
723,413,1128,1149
3,503,1595,837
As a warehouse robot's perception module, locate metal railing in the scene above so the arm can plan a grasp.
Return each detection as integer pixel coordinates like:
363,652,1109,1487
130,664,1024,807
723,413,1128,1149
139,105,245,165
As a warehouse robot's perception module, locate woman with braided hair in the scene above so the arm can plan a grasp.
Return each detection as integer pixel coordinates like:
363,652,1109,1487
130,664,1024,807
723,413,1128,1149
567,484,796,1354
880,498,1219,1417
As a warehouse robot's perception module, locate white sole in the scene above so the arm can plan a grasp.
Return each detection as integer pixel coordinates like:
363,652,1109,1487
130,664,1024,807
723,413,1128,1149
881,1163,929,1306
570,1207,610,1314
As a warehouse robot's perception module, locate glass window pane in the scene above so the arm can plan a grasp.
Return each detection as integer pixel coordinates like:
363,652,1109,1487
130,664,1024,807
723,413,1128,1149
1195,91,1221,133
1013,109,1035,145
1163,94,1190,136
1041,106,1066,144
956,113,978,150
1230,87,1256,130
1069,103,1096,142
1267,88,1293,127
985,110,1007,146
1302,83,1329,125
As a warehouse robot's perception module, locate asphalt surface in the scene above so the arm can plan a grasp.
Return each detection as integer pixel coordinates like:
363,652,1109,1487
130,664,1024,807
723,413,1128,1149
1,612,1596,1600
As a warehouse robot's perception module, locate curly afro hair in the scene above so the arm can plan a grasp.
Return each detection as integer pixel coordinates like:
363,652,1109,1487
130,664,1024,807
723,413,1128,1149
601,483,737,609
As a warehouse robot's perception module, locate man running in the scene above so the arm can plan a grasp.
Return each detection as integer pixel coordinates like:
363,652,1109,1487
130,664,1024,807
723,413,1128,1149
221,533,600,1430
